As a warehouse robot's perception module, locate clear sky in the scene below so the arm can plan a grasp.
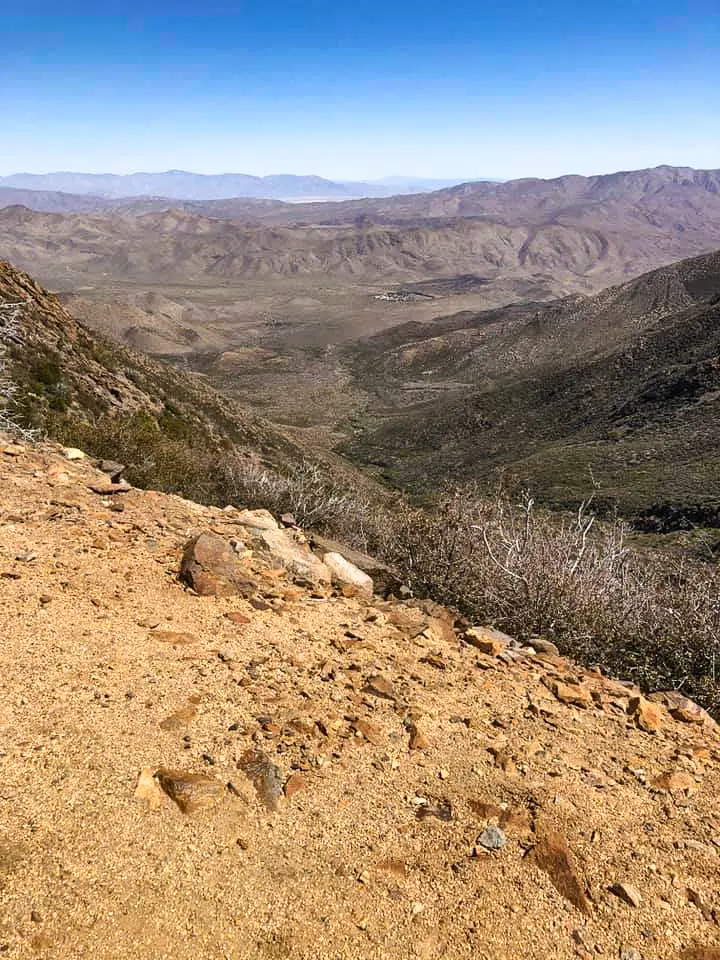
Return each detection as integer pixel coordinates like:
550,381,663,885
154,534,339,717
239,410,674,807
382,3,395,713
2,3,718,180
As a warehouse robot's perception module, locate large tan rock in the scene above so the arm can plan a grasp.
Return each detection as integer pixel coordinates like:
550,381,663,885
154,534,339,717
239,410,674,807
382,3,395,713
323,551,374,598
179,533,257,597
236,508,279,531
257,527,330,583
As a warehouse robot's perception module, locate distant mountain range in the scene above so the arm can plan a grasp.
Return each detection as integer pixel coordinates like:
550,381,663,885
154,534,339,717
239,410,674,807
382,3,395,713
0,171,473,202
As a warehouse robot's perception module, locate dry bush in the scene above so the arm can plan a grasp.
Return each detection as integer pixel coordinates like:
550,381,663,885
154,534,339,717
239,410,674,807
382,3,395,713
375,484,720,712
0,301,38,441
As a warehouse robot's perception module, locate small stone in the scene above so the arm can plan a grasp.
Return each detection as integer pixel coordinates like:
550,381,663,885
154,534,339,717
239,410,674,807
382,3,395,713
353,719,382,743
543,678,591,708
529,638,560,656
474,825,507,852
284,772,308,799
3,444,24,456
249,597,272,611
238,748,284,812
98,460,125,481
88,481,131,495
280,513,297,527
39,594,52,605
611,883,642,908
464,626,512,656
134,767,164,810
357,870,371,884
226,611,251,625
628,696,663,733
364,674,395,701
15,550,36,563
620,948,642,960
156,769,225,814
62,447,86,460
407,721,431,751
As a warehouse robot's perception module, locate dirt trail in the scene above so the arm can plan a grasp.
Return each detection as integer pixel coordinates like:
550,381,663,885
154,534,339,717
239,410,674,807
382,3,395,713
0,435,719,960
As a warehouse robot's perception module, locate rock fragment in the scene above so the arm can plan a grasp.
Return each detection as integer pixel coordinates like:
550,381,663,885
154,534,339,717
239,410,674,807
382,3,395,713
628,696,664,733
474,825,507,853
134,767,164,810
323,551,374,598
238,748,284,812
364,674,395,701
543,678,592,708
610,883,642,908
526,825,591,915
156,769,225,814
464,626,513,656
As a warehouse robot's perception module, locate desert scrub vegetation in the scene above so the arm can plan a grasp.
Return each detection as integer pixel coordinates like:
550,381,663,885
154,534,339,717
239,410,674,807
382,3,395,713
369,487,720,713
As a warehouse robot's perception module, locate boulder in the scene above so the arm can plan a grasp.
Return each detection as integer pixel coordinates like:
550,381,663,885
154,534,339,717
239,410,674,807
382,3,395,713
256,527,330,583
179,533,257,597
310,532,401,595
236,509,278,531
323,551,374,598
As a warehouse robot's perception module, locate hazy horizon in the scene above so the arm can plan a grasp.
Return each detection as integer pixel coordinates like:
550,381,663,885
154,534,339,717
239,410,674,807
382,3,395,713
2,5,718,181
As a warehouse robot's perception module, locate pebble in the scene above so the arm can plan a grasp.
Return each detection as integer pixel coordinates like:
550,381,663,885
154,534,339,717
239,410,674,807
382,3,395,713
611,883,642,908
475,825,507,852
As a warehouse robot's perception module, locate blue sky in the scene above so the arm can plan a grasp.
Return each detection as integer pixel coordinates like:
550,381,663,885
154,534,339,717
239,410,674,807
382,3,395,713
1,4,718,180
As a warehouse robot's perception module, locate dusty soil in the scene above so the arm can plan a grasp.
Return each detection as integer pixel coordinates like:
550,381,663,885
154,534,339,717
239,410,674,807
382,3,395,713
1,435,719,960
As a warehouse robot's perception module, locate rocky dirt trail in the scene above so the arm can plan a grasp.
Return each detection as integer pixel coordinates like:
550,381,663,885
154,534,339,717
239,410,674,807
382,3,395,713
1,434,719,960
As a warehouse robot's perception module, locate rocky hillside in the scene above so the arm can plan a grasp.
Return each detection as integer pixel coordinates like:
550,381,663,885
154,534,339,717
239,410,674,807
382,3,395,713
0,435,719,959
0,259,372,506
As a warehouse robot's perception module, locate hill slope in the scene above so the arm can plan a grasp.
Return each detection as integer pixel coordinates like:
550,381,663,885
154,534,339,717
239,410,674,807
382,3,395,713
341,250,720,519
0,435,719,959
0,259,369,504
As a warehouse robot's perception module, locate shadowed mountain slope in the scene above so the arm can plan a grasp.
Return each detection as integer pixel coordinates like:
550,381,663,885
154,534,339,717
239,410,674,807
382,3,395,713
341,250,720,519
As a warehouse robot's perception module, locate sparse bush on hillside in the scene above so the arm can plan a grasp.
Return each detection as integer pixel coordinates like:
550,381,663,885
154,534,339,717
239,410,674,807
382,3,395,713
371,486,720,711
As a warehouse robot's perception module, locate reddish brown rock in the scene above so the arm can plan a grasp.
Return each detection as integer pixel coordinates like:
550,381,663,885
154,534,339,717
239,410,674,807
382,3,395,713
406,721,431,751
179,533,257,598
649,691,716,729
544,678,592,708
464,626,513,656
628,695,664,733
225,611,251,625
364,674,396,701
284,772,308,799
526,825,591,915
156,769,225,814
